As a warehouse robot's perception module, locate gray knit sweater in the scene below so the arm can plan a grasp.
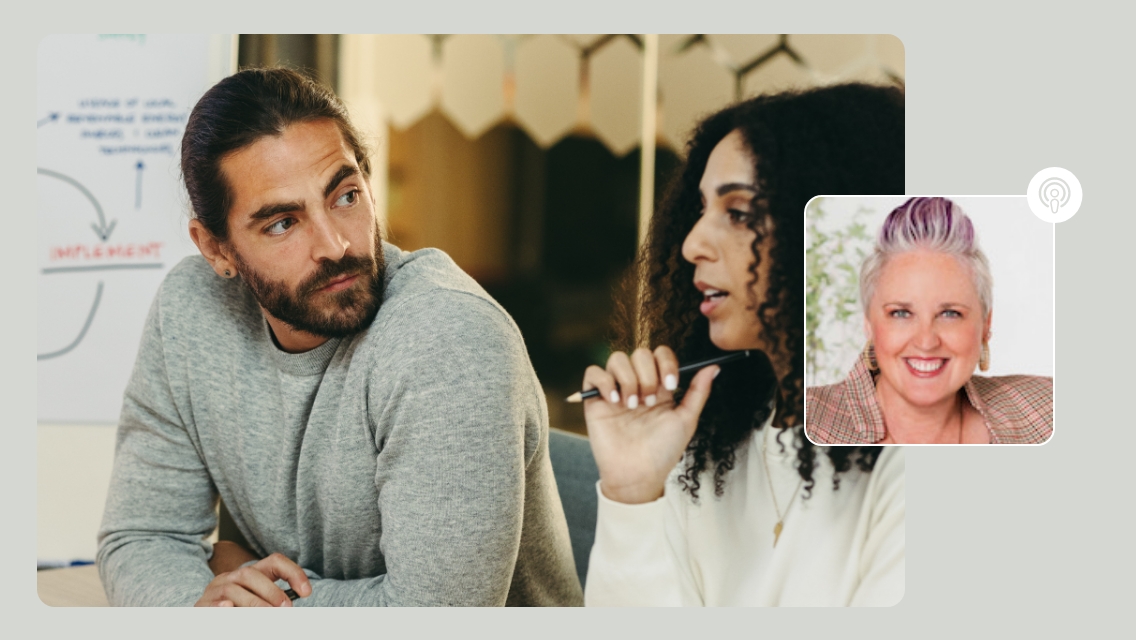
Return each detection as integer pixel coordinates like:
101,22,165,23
96,243,583,606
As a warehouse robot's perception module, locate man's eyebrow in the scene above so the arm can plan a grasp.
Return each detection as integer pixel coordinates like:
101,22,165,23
243,165,359,228
716,182,759,197
324,164,359,198
248,201,304,226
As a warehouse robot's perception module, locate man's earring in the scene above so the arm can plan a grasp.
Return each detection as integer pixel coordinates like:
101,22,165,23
224,269,232,278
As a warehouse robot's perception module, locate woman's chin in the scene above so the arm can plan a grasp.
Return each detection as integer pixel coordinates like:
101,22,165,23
708,324,761,353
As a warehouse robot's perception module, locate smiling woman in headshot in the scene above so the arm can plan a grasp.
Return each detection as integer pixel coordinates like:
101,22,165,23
806,197,1054,445
579,83,905,607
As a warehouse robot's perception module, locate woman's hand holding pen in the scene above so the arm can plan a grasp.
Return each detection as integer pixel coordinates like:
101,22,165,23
582,346,719,505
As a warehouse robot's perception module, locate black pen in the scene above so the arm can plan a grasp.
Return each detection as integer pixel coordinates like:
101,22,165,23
566,350,751,403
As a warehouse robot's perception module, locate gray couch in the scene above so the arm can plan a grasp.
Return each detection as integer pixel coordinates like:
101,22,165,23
546,428,599,589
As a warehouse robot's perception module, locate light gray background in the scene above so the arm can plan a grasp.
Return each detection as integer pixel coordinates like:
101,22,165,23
5,0,1129,635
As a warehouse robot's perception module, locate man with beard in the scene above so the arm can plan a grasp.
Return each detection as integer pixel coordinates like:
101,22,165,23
96,68,583,607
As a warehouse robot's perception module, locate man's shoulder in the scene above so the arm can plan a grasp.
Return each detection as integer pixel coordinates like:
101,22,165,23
358,245,541,427
382,244,495,304
376,244,515,339
161,254,218,291
156,254,223,309
153,254,257,331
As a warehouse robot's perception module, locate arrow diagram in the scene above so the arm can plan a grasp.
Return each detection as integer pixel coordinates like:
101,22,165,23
38,281,104,360
135,160,144,209
37,112,60,128
37,167,117,242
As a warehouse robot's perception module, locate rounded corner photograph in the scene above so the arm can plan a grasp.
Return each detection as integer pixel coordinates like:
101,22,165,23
804,195,1053,446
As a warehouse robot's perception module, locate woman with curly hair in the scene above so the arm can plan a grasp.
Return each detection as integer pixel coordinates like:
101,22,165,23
579,83,905,606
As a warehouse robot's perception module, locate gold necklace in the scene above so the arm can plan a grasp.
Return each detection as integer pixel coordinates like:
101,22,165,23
762,427,804,548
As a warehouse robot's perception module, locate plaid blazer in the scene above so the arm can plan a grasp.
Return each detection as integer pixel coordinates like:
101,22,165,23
805,350,1053,445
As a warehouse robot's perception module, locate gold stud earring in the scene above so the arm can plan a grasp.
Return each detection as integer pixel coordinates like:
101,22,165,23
979,342,990,372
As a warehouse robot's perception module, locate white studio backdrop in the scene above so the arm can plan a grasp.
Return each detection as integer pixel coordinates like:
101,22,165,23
37,34,235,424
807,195,1054,387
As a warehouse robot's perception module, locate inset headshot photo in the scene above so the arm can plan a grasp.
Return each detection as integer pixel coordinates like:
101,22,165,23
804,196,1053,445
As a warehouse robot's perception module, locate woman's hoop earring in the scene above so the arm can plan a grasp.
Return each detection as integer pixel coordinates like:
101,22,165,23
865,342,879,373
979,342,990,372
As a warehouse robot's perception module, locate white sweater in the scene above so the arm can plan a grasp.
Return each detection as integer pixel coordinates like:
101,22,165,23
584,426,905,606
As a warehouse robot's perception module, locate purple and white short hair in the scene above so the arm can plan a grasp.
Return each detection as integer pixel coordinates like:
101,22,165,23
859,197,993,317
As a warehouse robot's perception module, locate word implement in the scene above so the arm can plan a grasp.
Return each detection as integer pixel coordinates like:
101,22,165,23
566,350,751,403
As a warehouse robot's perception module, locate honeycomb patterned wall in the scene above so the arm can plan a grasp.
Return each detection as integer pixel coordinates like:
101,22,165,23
340,34,904,157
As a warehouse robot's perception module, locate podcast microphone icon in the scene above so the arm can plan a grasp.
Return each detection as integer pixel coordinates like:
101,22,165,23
1028,168,1081,223
1040,177,1070,214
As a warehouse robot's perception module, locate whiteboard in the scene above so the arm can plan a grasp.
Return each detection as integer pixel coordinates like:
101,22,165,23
37,35,235,424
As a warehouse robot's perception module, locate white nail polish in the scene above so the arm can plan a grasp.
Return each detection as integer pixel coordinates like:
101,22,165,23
645,395,657,407
628,395,639,409
664,375,677,391
610,390,620,403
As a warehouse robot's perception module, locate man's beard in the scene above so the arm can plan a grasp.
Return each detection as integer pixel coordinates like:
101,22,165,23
233,231,386,340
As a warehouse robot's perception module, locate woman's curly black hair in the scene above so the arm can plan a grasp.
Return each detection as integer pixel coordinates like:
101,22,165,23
613,83,904,500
